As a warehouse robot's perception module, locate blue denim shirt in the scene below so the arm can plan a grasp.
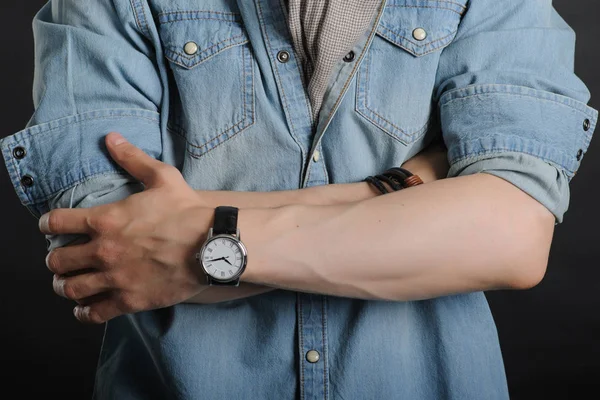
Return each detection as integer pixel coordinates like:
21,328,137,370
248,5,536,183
1,0,597,399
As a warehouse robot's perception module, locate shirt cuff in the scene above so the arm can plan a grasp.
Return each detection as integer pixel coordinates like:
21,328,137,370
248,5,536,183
0,108,161,219
448,151,570,225
44,172,145,252
439,84,598,181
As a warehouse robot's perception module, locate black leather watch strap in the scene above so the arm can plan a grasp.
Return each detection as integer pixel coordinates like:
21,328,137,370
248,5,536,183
208,277,239,286
213,206,238,235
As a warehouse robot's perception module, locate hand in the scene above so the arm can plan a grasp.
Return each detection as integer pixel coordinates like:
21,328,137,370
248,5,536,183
39,132,213,324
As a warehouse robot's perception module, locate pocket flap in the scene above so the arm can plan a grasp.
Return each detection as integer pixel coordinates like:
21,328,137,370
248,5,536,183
157,10,249,69
376,0,466,57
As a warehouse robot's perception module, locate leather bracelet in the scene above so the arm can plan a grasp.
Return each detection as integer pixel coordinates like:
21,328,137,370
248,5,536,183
374,174,403,191
363,176,389,194
364,166,423,195
382,167,423,188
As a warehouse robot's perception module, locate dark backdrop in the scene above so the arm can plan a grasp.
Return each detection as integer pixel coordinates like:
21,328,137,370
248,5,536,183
1,1,598,398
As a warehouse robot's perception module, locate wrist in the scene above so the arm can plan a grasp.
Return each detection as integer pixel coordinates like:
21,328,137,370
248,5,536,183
401,155,449,184
236,207,272,284
195,189,221,209
237,203,310,284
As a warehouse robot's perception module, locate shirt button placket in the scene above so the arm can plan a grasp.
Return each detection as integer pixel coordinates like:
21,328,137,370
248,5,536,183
298,293,329,399
305,143,327,186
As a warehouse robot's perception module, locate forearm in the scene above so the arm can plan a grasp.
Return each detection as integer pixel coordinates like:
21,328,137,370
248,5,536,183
195,149,444,209
187,181,379,304
188,153,445,304
239,172,556,301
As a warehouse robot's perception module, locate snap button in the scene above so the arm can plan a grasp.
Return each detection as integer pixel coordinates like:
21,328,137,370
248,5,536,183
583,118,591,131
313,150,320,162
277,50,290,63
20,174,34,187
184,41,198,55
13,146,26,159
576,149,583,161
343,50,355,62
412,27,427,41
306,350,320,363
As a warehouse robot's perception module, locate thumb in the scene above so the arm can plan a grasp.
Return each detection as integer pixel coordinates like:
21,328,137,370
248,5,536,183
105,132,165,187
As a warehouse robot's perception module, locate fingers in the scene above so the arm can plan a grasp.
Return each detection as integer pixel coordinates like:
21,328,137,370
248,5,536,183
73,296,126,324
39,208,93,235
53,272,113,301
105,132,171,188
45,239,97,275
76,291,112,306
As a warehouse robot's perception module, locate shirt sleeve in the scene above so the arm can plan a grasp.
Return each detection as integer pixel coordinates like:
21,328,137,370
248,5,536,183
44,172,144,252
0,0,162,220
435,0,598,225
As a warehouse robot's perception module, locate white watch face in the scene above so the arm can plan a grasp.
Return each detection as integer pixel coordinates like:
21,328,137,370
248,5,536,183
201,236,246,280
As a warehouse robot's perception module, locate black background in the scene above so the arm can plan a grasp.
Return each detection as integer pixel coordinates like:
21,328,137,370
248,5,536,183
1,1,598,398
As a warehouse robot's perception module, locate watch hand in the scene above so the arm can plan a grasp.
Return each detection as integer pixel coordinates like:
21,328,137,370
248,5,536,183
208,256,233,265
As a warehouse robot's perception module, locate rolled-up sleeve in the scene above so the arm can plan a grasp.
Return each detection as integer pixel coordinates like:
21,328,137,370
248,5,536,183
0,0,162,219
435,0,598,224
44,172,144,251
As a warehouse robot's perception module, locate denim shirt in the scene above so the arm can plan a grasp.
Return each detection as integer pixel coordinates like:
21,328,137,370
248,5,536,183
1,0,598,399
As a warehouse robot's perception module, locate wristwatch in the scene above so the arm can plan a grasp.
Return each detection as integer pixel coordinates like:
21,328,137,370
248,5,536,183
195,206,248,286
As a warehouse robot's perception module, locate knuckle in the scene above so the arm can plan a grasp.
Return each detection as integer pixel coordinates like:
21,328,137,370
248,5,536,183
117,292,138,313
95,239,121,266
121,147,139,160
102,270,119,288
88,212,119,234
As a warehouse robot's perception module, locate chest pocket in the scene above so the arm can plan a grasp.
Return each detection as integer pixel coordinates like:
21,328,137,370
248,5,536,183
157,11,255,158
356,0,466,145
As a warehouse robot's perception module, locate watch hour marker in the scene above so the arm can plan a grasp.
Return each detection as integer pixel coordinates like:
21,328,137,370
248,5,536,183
207,248,213,253
220,271,225,277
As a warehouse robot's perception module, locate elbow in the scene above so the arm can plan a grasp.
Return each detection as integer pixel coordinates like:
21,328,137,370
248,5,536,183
504,208,555,291
506,257,548,290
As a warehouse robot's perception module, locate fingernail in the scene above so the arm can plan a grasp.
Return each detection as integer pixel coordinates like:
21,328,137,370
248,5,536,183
109,132,127,146
74,306,90,320
54,274,65,297
45,251,53,271
39,213,50,233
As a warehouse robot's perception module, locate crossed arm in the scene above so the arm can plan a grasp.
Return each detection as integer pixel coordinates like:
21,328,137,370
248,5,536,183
187,140,554,304
41,134,556,324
